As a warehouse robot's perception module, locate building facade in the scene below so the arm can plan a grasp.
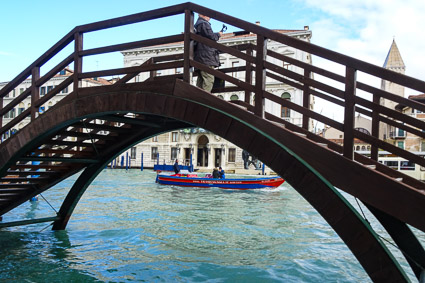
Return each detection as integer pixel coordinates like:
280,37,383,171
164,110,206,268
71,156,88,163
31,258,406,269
0,68,112,140
121,25,313,172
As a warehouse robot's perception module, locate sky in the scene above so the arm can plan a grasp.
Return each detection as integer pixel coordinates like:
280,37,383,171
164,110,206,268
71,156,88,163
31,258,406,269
1,0,424,121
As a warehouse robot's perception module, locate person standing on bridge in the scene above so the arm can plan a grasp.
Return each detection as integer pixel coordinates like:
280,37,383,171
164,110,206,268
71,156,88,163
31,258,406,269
194,14,222,92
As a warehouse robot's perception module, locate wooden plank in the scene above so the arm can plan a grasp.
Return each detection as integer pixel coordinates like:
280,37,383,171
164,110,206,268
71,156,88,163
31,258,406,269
0,216,60,229
80,34,184,57
263,91,344,131
302,69,311,130
245,46,253,104
0,109,31,137
79,61,183,79
190,33,256,64
19,157,98,164
183,10,194,82
343,67,356,159
73,32,83,94
34,77,73,108
190,60,255,92
371,93,380,161
0,88,31,117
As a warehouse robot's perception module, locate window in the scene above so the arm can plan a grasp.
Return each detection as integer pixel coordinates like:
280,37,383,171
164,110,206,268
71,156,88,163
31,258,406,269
171,147,178,160
59,69,66,75
217,95,224,99
131,147,137,159
151,147,158,160
281,92,291,118
228,148,236,162
230,94,239,101
18,103,25,115
421,141,425,152
172,132,178,142
20,88,24,94
175,67,183,74
384,160,398,170
397,141,404,149
47,86,53,93
7,109,16,119
400,160,415,171
61,87,68,94
152,136,158,142
40,87,46,96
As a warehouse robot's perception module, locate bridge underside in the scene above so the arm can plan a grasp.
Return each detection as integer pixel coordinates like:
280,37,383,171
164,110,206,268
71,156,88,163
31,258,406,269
1,79,424,281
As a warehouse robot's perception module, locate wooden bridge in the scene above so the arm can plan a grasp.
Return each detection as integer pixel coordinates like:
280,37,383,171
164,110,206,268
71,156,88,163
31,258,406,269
1,3,425,282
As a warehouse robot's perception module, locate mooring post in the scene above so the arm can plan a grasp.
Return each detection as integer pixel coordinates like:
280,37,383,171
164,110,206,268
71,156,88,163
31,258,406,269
141,152,144,171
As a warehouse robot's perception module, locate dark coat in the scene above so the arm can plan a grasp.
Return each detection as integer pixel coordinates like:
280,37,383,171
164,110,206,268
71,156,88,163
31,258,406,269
194,17,221,67
173,162,180,174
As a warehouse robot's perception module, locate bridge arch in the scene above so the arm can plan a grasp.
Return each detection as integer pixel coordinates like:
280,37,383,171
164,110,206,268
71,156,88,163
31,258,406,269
0,79,411,281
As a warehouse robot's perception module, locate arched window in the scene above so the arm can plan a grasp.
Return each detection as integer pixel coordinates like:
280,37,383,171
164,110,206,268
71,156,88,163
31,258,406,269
361,146,366,151
217,95,224,99
356,146,360,151
281,92,291,118
230,94,239,101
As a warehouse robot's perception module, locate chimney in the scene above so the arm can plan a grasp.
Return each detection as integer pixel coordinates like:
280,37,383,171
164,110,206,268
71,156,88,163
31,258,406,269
256,21,260,25
304,25,309,30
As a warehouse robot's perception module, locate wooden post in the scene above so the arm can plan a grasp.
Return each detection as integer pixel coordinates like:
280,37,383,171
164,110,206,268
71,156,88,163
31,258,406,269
245,45,253,104
343,67,357,159
371,93,380,161
73,32,83,95
0,96,3,134
255,35,267,118
183,9,194,83
302,69,311,130
31,67,40,121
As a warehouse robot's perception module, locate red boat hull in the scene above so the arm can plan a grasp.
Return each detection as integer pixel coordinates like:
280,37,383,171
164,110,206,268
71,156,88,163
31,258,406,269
157,174,285,190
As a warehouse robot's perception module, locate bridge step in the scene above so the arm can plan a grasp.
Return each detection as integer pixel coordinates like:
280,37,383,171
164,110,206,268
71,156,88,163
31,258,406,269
0,188,32,193
18,157,99,164
364,164,377,170
0,183,36,188
0,177,49,182
294,132,307,137
317,143,328,148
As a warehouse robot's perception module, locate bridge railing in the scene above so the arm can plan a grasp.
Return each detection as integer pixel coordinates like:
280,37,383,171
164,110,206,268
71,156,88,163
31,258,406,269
1,2,425,171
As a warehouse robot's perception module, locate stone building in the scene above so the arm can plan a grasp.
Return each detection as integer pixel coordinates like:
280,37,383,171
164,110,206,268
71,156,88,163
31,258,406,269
121,24,314,172
0,68,112,140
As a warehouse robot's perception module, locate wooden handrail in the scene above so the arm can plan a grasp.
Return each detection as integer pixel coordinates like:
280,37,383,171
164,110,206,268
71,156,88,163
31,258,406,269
1,1,425,171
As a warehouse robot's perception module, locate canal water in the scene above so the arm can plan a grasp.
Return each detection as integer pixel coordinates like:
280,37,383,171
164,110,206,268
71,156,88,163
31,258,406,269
0,169,419,282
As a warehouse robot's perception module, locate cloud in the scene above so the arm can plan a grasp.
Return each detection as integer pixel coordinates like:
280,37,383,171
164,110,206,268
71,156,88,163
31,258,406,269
0,51,13,56
299,0,425,122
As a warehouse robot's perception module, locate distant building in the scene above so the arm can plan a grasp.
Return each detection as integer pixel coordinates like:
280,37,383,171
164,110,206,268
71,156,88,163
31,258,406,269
322,39,407,154
0,68,112,140
122,24,314,171
395,94,425,152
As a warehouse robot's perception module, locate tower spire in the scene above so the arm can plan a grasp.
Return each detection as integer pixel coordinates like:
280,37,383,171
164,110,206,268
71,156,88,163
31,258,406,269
383,39,405,73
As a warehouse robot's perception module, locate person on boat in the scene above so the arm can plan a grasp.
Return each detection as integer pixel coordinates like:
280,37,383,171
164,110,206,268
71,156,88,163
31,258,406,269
173,159,180,174
194,14,222,92
212,167,220,178
219,167,225,179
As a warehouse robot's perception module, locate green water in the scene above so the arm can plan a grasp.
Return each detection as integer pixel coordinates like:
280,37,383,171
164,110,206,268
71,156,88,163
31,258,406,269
0,169,419,282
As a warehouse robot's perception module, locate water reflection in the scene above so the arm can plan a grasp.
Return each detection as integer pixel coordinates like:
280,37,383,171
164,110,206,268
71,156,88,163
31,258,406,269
1,169,418,282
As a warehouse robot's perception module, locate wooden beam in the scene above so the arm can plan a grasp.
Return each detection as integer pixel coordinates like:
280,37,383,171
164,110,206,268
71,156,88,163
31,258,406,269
343,67,356,159
183,10,194,82
0,216,60,229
